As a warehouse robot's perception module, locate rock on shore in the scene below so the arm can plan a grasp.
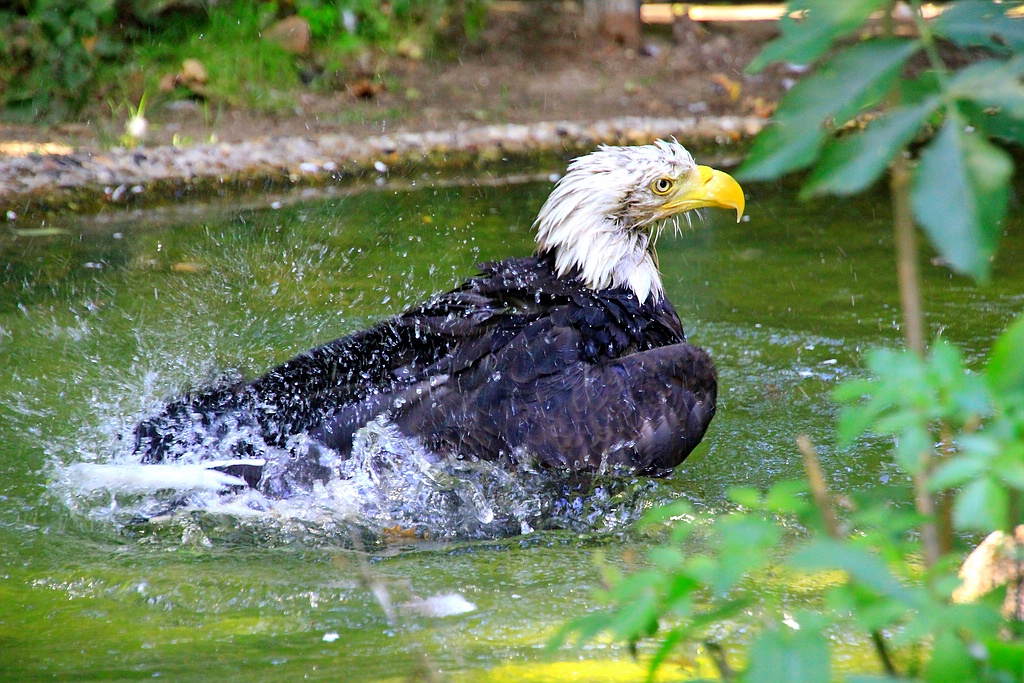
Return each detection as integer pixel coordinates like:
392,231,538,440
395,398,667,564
0,116,763,216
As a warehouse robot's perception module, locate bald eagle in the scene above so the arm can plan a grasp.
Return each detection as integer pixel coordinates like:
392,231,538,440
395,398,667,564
135,141,744,488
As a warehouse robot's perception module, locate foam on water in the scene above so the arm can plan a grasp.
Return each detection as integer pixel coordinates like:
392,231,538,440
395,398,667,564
66,462,250,494
53,412,661,545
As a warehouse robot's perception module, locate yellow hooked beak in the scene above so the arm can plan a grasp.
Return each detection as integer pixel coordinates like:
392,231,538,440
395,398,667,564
663,166,745,222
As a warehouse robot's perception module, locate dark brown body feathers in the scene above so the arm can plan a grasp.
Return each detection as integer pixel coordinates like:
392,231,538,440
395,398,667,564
135,253,717,484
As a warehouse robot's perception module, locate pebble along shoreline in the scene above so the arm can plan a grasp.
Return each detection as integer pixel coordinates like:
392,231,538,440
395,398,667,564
0,115,764,217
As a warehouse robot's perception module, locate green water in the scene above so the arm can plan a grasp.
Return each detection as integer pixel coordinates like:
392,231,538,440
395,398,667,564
1,171,1022,681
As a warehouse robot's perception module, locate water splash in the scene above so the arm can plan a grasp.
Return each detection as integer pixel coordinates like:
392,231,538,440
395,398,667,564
52,413,663,546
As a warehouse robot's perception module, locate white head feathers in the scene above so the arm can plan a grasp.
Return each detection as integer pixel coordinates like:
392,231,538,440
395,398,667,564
533,140,700,303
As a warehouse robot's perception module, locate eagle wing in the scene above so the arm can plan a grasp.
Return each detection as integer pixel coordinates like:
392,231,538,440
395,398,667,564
390,310,716,475
135,257,564,459
135,255,714,477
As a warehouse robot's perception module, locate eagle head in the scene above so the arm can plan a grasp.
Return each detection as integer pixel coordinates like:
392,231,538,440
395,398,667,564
534,140,745,303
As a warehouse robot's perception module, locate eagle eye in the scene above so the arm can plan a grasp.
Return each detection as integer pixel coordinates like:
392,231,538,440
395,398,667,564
651,177,674,196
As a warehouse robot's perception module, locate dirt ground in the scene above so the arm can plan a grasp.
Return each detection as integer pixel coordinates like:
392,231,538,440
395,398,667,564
0,4,786,152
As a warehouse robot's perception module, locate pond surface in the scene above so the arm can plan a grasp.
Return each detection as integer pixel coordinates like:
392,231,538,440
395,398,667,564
1,167,1022,681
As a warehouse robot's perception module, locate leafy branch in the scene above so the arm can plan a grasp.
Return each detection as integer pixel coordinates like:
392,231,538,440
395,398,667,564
555,2,1024,680
740,0,1022,283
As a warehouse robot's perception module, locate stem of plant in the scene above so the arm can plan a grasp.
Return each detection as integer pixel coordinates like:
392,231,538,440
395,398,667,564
797,435,839,539
911,0,952,91
891,146,940,568
798,435,898,678
1013,528,1024,633
890,145,926,356
893,148,944,567
895,0,957,584
937,424,956,555
704,641,735,682
886,0,927,359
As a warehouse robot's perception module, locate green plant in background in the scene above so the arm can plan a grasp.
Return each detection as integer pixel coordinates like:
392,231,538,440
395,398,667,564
126,2,302,114
1,0,122,119
119,92,149,147
556,1,1024,680
0,0,489,120
299,0,489,75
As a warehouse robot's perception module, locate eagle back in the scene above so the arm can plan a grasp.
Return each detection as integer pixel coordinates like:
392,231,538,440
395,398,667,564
404,254,687,369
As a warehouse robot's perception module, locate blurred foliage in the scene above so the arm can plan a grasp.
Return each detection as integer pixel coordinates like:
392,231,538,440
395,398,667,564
297,0,487,44
557,319,1024,682
740,0,1024,281
557,1,1024,681
0,0,488,120
0,0,121,118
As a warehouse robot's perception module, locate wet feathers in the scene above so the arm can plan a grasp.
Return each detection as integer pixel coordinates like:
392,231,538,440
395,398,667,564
136,141,730,484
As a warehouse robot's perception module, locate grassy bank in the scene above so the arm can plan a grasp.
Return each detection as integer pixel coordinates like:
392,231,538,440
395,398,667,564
0,0,484,123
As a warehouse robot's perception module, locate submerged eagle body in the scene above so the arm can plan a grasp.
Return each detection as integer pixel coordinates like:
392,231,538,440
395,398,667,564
136,141,745,486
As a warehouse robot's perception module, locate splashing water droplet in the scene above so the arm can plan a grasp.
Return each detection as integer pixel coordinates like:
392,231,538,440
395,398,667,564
52,407,661,546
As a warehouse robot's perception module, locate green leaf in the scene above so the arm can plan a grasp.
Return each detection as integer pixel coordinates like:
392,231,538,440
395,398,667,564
765,479,810,513
612,570,665,602
835,403,882,444
749,0,889,72
994,459,1024,491
950,374,993,421
898,71,943,106
870,405,928,434
663,573,700,610
728,486,763,508
687,598,750,631
912,118,1013,281
847,599,913,632
928,456,986,491
927,339,966,389
738,116,828,182
953,476,1009,532
924,629,977,683
648,546,686,572
744,627,831,683
833,377,875,404
987,315,1024,398
792,539,912,601
948,58,1024,117
866,346,926,380
710,517,780,593
985,639,1024,679
941,600,1007,638
960,434,1003,462
548,611,611,650
963,100,1024,143
739,39,921,181
896,425,935,473
607,588,660,641
802,100,938,197
933,0,1024,53
645,627,685,683
683,555,717,586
